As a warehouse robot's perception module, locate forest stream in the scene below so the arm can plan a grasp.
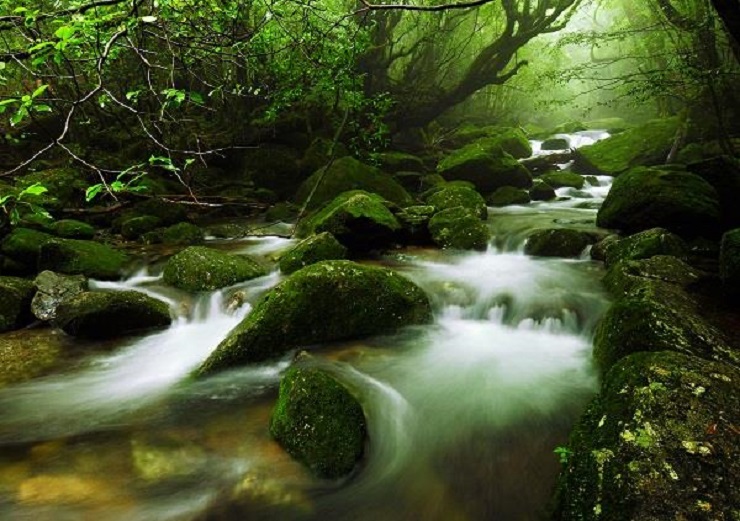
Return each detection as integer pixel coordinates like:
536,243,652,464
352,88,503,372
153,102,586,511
0,132,614,520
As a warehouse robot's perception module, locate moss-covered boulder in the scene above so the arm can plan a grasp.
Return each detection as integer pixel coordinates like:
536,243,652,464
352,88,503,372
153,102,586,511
603,228,688,267
0,329,67,387
50,220,95,240
16,168,90,210
437,144,532,193
0,227,54,267
529,179,556,201
425,185,487,219
196,261,432,374
160,222,204,245
162,246,266,292
686,155,740,229
541,137,570,151
487,186,531,206
264,202,299,223
295,157,413,210
551,121,586,134
596,167,721,238
447,126,532,158
572,118,679,176
279,233,347,275
0,276,36,333
121,216,162,240
372,151,425,174
298,137,350,176
270,365,367,479
295,191,400,252
31,270,88,321
54,290,171,339
720,228,740,295
593,280,736,375
602,255,703,298
539,171,585,190
396,205,436,244
37,239,129,280
524,229,596,258
428,207,490,251
553,351,740,521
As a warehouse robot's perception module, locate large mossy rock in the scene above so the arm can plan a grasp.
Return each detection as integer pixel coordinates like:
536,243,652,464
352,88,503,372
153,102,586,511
486,186,531,207
572,118,679,176
160,222,204,245
1,227,54,266
31,270,88,321
16,168,90,210
596,167,721,238
524,228,596,258
437,143,532,193
121,216,161,240
603,255,703,298
447,126,532,158
162,246,266,292
295,157,413,210
37,239,129,280
0,276,36,333
279,232,347,275
54,290,171,339
687,155,740,229
425,185,487,219
554,351,740,521
720,228,740,295
529,179,556,201
593,278,736,374
50,220,95,240
539,171,584,190
196,261,432,374
295,191,400,252
371,151,425,174
270,365,366,479
130,200,190,226
298,137,350,176
603,228,688,267
396,205,436,244
541,137,570,151
428,207,490,251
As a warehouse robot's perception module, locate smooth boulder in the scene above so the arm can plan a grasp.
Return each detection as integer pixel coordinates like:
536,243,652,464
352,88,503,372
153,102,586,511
270,365,366,479
487,186,530,206
603,228,687,267
54,290,171,339
196,261,432,374
524,229,596,258
428,207,490,251
437,143,532,193
38,239,129,280
425,184,487,219
162,246,266,292
31,270,88,321
279,232,347,275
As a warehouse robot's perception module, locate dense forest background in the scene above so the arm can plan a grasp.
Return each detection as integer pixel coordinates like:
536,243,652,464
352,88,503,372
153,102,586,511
0,0,738,217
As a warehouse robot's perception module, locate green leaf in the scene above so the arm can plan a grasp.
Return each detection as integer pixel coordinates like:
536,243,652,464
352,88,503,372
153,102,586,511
85,184,103,202
32,85,49,99
19,182,48,198
189,92,204,105
110,180,125,192
54,26,76,41
0,195,12,206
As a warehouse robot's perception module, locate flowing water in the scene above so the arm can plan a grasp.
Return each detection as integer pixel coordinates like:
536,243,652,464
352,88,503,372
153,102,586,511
0,132,612,520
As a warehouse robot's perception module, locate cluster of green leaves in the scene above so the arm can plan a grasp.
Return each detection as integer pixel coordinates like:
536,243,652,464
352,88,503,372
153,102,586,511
0,182,51,225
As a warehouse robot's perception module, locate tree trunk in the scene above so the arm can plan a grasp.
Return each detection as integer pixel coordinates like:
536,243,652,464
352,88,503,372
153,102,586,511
710,0,740,63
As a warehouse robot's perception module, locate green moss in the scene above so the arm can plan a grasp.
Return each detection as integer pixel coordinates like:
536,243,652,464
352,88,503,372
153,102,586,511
425,185,487,219
540,171,585,190
295,156,413,210
524,228,595,258
448,126,532,158
428,207,490,251
17,167,90,210
596,167,720,238
583,117,631,133
121,216,162,240
295,190,400,252
603,256,702,298
0,227,54,266
396,205,436,243
437,144,532,193
553,351,740,520
54,290,171,339
573,118,679,176
299,137,350,176
371,151,425,173
51,220,96,240
0,276,35,333
270,366,366,479
279,232,347,274
529,179,556,201
541,137,570,151
160,222,204,245
487,186,531,207
604,228,687,267
37,239,129,280
196,260,432,374
265,202,299,223
162,246,266,292
131,200,189,226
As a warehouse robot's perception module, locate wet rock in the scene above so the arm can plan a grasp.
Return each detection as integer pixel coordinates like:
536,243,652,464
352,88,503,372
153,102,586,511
1,227,54,267
38,238,129,280
196,261,432,374
120,215,161,240
425,184,487,219
0,276,35,333
720,228,740,296
163,246,266,292
539,171,585,190
553,351,740,521
160,222,205,245
437,144,532,193
371,151,425,173
603,228,688,267
55,290,172,339
0,329,67,386
295,190,400,252
529,179,556,201
131,432,206,482
279,232,347,275
295,157,413,211
130,199,190,226
50,220,95,240
487,186,531,207
524,229,596,258
270,365,366,479
428,207,490,251
31,270,88,321
602,255,704,297
541,137,570,150
597,167,721,238
264,202,299,223
447,126,532,158
521,153,575,176
572,117,679,176
686,155,740,229
396,205,436,244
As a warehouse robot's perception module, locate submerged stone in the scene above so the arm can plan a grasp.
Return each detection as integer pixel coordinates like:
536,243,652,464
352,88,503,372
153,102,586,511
162,246,266,292
196,261,432,374
270,365,366,479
